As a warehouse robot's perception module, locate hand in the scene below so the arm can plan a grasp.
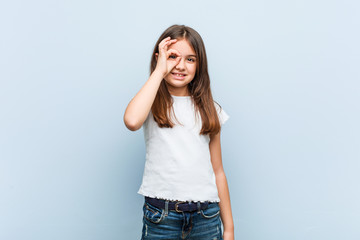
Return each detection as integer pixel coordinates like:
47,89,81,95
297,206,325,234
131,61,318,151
223,230,234,240
154,37,181,77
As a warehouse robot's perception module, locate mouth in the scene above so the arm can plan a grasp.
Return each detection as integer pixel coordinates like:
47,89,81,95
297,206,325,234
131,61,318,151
171,72,187,80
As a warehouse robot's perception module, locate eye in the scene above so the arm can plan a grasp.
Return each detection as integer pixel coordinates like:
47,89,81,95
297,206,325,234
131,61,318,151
187,58,195,62
169,55,177,59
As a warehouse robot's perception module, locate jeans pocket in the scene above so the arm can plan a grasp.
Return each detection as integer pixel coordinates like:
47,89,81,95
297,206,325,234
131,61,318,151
200,202,220,219
143,202,165,224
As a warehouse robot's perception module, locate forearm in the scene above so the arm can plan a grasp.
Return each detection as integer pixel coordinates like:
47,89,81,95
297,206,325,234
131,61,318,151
215,171,234,233
124,70,164,131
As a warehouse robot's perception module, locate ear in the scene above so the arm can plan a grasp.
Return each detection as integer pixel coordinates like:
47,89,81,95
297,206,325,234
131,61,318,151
155,53,158,61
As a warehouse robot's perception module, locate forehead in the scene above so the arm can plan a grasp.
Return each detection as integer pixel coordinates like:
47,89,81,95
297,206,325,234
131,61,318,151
168,39,196,56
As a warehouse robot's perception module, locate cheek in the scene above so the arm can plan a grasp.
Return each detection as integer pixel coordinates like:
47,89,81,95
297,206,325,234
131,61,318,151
188,65,196,75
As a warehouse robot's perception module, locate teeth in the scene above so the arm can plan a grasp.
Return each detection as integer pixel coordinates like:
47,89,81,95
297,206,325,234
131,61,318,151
175,74,184,76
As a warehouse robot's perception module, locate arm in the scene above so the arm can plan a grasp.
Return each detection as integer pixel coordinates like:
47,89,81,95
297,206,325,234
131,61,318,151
123,70,164,131
123,37,181,131
209,132,234,240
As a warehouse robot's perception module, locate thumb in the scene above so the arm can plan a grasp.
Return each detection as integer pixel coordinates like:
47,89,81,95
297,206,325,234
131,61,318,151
169,57,181,70
173,55,181,66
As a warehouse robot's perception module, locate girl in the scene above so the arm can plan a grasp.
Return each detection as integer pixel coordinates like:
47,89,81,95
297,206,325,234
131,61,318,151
124,24,234,240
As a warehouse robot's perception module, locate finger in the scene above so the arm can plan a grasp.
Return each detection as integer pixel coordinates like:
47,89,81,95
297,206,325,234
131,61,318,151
159,38,177,56
167,49,181,57
161,40,177,52
174,55,181,64
169,57,182,71
160,36,170,43
159,37,177,48
166,52,180,61
167,39,177,44
164,39,177,48
167,50,181,71
158,37,171,49
165,40,177,50
159,43,170,53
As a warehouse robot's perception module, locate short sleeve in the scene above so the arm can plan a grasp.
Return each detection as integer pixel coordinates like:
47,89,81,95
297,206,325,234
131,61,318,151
214,102,230,126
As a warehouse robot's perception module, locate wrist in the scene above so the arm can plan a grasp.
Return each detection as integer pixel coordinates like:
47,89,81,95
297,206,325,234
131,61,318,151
223,230,234,240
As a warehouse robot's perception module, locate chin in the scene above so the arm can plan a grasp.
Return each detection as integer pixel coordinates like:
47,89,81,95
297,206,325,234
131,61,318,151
165,80,190,88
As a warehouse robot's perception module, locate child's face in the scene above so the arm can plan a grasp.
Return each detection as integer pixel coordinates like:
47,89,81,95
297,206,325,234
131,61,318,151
164,39,197,95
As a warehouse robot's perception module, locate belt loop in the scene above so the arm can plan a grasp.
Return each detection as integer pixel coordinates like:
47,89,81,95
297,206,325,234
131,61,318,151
197,201,201,213
164,200,169,216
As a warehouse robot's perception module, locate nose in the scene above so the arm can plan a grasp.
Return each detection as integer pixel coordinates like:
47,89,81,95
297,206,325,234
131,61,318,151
175,57,186,71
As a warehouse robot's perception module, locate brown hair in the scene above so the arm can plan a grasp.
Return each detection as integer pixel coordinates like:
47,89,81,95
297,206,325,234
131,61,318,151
150,24,223,137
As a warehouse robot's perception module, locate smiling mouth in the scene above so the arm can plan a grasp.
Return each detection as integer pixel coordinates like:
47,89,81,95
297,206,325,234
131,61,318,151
172,73,187,77
171,73,187,80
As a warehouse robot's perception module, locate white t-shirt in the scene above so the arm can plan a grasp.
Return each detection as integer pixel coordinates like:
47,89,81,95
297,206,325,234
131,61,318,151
137,95,230,203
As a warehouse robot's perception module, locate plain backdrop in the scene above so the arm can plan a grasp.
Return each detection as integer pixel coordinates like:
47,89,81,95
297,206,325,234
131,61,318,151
1,0,359,239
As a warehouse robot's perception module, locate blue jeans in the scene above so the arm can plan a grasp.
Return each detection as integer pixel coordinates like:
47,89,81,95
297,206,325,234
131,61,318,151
141,199,223,240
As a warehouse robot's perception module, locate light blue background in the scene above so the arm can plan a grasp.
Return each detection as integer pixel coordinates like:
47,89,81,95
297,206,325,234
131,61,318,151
1,0,359,239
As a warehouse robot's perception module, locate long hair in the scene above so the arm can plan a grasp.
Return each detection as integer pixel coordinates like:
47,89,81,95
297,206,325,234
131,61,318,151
150,24,223,136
